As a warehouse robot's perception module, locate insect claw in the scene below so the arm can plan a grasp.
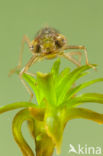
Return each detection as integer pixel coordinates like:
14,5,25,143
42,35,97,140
87,64,97,71
28,93,34,102
8,66,21,77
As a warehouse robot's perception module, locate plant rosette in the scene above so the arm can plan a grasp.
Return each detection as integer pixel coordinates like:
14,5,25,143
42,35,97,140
0,59,103,156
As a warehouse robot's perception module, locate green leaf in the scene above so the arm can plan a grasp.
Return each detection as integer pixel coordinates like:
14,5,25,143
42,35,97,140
65,107,103,124
56,67,70,88
65,93,103,107
23,73,42,105
0,102,45,121
66,78,103,99
12,109,34,156
0,102,37,114
57,64,96,105
51,58,60,77
51,58,60,85
37,72,57,106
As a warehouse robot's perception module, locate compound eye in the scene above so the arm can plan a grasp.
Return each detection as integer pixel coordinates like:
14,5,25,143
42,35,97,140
55,38,65,48
55,35,66,48
35,44,41,53
29,45,34,50
55,40,62,48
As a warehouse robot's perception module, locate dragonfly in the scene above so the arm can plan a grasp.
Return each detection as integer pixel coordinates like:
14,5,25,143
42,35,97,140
9,27,94,101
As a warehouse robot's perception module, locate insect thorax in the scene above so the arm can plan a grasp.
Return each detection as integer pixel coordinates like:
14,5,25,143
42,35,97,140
32,27,67,54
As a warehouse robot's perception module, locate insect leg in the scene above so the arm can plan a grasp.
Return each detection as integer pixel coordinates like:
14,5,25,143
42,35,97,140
65,45,88,63
64,45,96,69
9,35,32,76
19,55,39,102
24,72,36,77
59,52,81,67
68,51,82,65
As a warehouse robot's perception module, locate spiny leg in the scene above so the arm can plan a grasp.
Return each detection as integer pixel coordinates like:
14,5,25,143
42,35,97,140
60,52,81,67
64,45,96,69
19,55,40,102
9,35,32,76
68,51,82,65
25,72,36,77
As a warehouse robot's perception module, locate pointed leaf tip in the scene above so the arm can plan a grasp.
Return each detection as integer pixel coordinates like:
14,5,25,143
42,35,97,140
37,72,57,106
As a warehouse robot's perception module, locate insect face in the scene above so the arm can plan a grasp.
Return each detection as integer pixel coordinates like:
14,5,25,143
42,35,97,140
31,27,67,54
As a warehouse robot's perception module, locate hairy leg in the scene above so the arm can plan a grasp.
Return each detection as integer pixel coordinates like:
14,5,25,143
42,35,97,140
19,55,40,101
63,45,96,69
68,51,82,65
64,45,88,63
60,52,81,67
9,35,32,76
